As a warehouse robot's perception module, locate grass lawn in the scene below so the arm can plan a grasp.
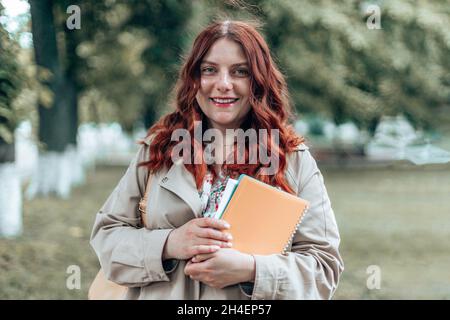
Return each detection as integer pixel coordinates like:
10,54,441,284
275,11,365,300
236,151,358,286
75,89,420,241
1,161,449,299
328,162,450,299
0,165,125,299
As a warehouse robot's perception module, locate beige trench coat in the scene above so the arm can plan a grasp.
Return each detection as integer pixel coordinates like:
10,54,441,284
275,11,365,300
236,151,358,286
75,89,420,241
90,136,344,300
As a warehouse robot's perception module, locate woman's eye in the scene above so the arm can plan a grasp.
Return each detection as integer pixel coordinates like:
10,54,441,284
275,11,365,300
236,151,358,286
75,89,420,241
201,67,215,74
234,68,249,76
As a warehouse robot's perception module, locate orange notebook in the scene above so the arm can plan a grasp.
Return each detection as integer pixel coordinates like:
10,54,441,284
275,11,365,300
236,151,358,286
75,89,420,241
219,174,309,255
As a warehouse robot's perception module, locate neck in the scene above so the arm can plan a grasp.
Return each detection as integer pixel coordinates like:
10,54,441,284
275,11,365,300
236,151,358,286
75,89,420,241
206,121,237,147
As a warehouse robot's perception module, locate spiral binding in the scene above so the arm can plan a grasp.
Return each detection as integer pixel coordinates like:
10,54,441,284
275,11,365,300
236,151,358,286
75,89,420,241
282,204,310,255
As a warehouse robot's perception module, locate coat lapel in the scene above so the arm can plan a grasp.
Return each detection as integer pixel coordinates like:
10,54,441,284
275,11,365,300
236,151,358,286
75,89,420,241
158,159,203,218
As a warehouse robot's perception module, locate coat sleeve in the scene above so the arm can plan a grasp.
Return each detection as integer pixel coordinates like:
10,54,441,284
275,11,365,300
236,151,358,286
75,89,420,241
89,143,179,287
249,149,344,300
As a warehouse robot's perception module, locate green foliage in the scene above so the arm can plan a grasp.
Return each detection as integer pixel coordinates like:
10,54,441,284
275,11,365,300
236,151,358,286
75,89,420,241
0,21,24,143
73,0,193,131
259,0,450,132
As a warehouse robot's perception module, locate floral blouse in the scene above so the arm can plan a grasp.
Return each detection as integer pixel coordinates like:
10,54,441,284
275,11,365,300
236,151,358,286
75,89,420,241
198,170,231,218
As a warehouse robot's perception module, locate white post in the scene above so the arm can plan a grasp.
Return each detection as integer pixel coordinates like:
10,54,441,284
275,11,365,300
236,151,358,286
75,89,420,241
0,162,23,237
25,145,77,199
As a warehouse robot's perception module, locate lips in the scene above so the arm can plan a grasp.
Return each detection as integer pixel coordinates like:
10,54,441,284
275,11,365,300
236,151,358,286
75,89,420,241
209,97,239,107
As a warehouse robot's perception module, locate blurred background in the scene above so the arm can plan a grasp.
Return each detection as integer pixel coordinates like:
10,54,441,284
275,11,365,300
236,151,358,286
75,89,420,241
0,0,449,299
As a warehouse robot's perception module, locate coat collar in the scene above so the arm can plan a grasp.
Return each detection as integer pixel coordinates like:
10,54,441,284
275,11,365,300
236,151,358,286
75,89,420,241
158,159,203,218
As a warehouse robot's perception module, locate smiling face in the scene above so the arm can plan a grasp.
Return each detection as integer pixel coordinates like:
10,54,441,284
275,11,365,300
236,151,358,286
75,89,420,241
195,37,252,133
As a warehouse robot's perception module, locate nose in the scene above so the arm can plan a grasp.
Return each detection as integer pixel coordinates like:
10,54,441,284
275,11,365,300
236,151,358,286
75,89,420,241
216,70,233,92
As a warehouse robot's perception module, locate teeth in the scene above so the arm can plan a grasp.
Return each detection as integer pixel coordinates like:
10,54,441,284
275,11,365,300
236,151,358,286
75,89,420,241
212,98,238,104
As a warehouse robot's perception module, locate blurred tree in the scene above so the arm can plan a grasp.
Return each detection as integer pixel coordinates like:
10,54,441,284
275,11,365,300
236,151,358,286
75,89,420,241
0,3,25,237
27,0,85,198
74,0,155,131
29,0,73,151
379,0,450,131
76,0,193,132
258,0,450,133
53,0,82,147
0,9,24,160
123,0,193,129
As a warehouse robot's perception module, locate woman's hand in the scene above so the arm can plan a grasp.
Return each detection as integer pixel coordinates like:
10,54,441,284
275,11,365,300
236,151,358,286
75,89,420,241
163,217,233,260
184,248,256,289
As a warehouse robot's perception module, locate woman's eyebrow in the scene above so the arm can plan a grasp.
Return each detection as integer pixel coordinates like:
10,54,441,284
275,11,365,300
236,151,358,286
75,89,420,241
201,60,248,67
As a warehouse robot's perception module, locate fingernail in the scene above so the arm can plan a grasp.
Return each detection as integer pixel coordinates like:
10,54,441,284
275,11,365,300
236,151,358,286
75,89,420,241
227,242,233,247
223,222,231,228
226,234,233,241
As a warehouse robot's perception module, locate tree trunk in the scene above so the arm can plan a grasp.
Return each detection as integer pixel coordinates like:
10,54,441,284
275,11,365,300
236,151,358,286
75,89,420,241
28,0,80,198
30,0,71,151
66,69,79,146
0,138,14,163
64,76,85,186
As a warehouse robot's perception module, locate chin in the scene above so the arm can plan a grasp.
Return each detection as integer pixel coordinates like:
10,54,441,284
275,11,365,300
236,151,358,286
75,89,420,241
212,117,237,128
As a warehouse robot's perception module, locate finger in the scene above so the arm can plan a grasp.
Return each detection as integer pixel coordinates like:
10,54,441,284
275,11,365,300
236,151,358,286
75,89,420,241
184,262,195,276
189,275,201,281
190,245,220,256
184,259,202,273
184,263,191,275
197,217,230,230
184,264,201,279
192,253,214,263
186,258,196,266
197,227,233,242
194,238,231,249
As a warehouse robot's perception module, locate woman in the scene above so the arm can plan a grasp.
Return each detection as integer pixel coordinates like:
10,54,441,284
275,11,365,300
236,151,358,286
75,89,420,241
90,20,344,300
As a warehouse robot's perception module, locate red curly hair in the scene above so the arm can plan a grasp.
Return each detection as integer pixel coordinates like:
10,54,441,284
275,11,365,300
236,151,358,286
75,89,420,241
140,20,304,194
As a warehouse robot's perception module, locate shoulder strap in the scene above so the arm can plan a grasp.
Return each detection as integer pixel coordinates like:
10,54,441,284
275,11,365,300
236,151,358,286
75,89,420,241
138,172,153,228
